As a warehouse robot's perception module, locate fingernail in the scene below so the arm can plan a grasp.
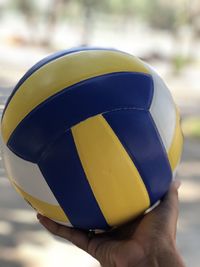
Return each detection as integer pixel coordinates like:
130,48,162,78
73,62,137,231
173,180,181,190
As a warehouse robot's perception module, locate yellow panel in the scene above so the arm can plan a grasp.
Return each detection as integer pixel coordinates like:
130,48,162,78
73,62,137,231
72,115,150,227
1,50,149,143
168,109,183,171
11,180,69,223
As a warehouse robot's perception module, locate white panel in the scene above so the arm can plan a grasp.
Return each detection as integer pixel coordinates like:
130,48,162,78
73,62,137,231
1,142,59,205
147,65,176,152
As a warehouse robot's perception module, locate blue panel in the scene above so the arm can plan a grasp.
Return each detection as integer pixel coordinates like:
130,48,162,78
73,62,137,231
38,130,109,230
103,110,172,205
8,72,153,162
2,47,118,119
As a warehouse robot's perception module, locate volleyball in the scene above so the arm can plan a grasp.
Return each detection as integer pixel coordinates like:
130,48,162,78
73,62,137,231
1,47,183,230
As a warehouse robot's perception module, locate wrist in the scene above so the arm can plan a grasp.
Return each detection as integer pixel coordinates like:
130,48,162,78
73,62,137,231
131,239,185,267
146,241,185,267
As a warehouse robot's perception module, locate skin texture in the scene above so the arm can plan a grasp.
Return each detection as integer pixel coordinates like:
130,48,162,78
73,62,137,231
37,180,186,267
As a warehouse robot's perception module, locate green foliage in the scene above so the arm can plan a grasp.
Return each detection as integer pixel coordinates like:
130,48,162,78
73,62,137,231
10,0,38,14
103,0,177,30
73,0,108,11
182,117,200,139
172,54,191,73
7,0,187,32
104,0,149,16
140,0,177,30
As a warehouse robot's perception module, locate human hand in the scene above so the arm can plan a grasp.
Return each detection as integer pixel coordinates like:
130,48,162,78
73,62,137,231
37,181,185,267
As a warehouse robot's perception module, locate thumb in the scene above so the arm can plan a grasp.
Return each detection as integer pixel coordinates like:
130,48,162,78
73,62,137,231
37,214,90,251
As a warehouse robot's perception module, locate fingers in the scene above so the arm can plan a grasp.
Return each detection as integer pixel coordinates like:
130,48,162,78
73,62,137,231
154,180,181,239
164,180,181,238
37,214,66,238
37,214,90,252
105,216,143,240
172,180,181,191
161,180,180,219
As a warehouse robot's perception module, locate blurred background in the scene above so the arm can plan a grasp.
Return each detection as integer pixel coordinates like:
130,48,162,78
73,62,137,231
0,0,200,266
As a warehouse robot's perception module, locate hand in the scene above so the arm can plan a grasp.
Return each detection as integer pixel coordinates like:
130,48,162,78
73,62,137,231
37,181,185,267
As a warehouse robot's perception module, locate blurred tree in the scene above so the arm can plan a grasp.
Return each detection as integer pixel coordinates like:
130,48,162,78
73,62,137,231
13,0,37,22
0,0,5,19
40,0,108,46
11,0,38,44
42,0,70,47
101,0,178,31
8,0,199,49
38,0,109,46
186,0,200,37
74,0,108,45
140,0,177,31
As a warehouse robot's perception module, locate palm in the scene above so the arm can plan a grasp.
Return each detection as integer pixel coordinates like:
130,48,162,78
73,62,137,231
86,217,146,267
86,206,170,267
37,182,179,267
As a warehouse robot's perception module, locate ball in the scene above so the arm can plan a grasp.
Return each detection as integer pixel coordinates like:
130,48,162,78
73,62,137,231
1,47,183,230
